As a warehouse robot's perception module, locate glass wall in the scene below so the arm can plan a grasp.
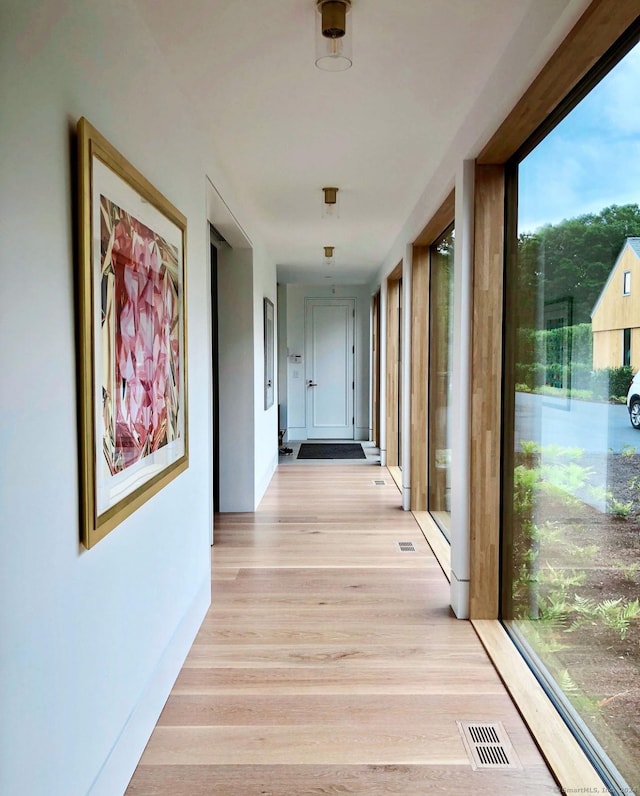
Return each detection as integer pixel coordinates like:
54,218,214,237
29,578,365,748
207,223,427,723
502,36,640,793
428,225,455,538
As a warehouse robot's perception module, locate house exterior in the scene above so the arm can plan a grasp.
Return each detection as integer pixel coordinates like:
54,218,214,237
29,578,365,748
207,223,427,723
591,237,640,371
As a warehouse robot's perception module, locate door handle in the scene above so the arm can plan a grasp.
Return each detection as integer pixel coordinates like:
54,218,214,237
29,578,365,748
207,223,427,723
307,380,317,387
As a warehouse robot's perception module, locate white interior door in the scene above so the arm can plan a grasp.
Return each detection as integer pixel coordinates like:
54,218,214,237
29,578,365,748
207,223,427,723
305,298,355,439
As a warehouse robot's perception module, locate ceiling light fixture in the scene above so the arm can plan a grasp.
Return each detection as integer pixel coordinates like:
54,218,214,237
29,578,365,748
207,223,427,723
324,246,335,266
322,186,340,218
315,0,352,72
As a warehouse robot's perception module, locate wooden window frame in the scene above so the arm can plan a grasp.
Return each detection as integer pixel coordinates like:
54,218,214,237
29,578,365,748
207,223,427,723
372,292,381,447
468,0,640,620
385,263,403,467
410,192,455,513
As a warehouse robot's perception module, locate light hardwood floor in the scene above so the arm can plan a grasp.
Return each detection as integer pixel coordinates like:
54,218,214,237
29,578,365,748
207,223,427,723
126,465,559,795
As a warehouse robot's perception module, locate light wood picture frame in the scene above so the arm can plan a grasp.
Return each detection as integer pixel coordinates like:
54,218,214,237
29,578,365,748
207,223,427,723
77,117,188,548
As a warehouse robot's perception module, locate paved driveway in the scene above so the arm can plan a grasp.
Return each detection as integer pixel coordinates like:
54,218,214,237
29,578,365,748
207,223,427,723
514,392,638,454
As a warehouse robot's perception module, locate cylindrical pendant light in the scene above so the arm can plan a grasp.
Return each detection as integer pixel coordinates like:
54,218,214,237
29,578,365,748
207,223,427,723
315,0,352,72
322,186,340,218
324,246,335,266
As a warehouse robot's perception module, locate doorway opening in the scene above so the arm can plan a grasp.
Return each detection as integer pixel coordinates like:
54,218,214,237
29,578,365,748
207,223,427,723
210,235,220,513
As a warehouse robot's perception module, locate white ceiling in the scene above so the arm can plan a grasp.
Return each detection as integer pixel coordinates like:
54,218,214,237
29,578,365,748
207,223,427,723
132,0,583,285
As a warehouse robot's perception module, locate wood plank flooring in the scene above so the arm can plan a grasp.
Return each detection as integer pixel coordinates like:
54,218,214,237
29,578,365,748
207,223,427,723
126,465,559,795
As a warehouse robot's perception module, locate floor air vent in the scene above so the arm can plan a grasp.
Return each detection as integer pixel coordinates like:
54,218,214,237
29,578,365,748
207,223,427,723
396,541,416,552
457,721,521,770
373,479,386,486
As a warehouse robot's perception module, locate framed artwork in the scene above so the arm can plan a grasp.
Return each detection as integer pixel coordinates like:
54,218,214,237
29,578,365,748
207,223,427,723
264,297,275,409
77,117,188,548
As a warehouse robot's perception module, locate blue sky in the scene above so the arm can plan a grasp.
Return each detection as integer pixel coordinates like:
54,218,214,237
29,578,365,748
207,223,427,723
518,39,640,234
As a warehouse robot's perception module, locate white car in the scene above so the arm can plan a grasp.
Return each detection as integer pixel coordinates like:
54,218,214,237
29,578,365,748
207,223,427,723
627,371,640,429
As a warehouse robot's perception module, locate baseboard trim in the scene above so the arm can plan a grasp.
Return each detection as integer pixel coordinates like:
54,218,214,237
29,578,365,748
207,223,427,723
256,452,278,506
87,574,211,796
450,572,469,619
412,511,451,581
387,466,402,492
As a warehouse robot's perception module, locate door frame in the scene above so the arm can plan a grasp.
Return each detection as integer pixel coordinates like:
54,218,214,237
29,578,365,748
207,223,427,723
209,236,220,542
304,297,356,440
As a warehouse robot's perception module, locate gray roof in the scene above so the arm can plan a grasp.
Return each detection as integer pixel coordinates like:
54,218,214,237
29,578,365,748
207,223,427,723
628,237,640,258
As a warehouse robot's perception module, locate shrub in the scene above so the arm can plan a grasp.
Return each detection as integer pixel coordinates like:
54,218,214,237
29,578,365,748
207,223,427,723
590,366,633,401
513,328,631,402
608,365,634,397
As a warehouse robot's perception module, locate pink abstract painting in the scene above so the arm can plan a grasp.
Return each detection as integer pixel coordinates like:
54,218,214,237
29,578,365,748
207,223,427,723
100,196,181,474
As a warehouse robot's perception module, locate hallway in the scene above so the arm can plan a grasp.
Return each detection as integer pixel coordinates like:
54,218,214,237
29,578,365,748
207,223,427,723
126,465,558,795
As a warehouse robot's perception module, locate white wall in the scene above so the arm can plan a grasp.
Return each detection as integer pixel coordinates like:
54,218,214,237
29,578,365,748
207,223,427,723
216,240,279,512
0,1,272,794
218,246,255,511
277,282,289,432
283,284,371,441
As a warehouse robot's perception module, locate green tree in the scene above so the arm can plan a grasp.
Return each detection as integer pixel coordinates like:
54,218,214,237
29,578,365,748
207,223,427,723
516,204,640,326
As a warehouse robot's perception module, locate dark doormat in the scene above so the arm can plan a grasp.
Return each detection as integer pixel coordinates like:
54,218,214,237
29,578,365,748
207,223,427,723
297,443,366,460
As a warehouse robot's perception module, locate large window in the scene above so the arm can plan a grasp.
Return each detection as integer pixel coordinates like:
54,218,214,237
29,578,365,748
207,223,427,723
502,35,640,793
428,225,454,538
385,267,403,468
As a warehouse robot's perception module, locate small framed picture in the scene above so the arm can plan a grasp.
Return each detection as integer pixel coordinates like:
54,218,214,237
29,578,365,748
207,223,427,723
264,297,275,409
